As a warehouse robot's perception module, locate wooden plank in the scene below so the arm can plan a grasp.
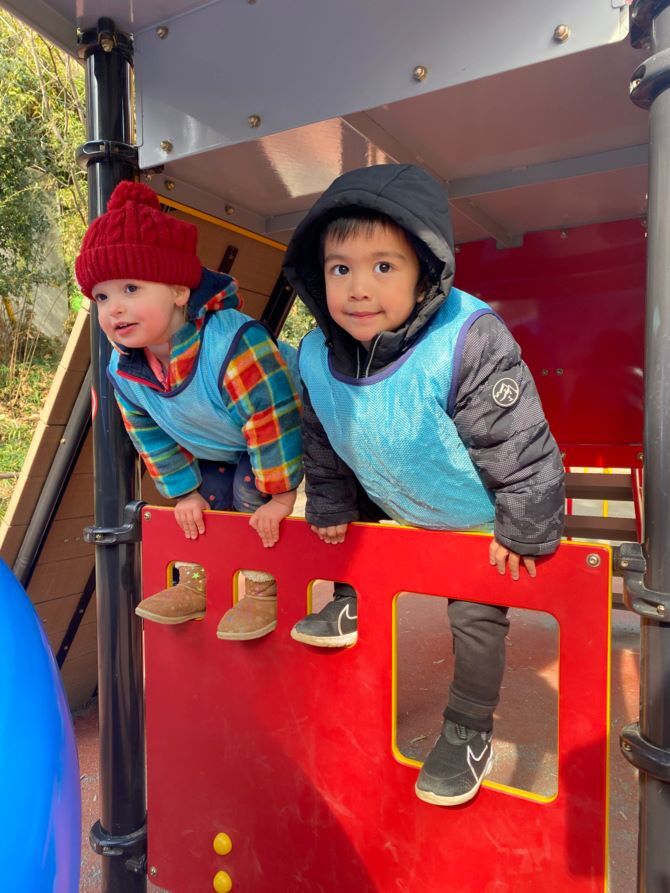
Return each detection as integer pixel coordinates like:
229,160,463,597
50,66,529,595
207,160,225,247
564,515,637,540
565,472,632,501
171,209,284,296
238,287,273,320
40,362,88,426
36,591,96,640
60,650,98,710
39,517,94,564
29,555,94,602
0,522,26,566
56,473,94,520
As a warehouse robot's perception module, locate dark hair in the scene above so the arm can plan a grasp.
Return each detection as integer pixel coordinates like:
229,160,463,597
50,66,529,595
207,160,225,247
320,208,440,291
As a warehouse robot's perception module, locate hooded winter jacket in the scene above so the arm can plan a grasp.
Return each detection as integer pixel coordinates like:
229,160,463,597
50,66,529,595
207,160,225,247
283,164,564,555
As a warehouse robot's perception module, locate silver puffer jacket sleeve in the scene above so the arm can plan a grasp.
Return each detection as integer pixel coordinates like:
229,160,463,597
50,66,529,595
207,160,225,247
451,315,565,556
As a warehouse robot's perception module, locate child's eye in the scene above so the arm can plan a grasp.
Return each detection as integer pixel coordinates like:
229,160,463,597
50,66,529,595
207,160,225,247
330,264,349,277
124,284,139,294
374,261,393,274
92,292,107,303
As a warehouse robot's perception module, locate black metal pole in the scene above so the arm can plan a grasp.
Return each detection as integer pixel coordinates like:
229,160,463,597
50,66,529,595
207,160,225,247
626,3,670,890
77,19,147,891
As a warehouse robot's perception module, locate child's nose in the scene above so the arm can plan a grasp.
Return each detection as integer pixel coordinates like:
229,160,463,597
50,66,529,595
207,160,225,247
350,273,371,300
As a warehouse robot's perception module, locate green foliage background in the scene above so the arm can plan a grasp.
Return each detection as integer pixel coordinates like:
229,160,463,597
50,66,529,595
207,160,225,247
0,11,87,519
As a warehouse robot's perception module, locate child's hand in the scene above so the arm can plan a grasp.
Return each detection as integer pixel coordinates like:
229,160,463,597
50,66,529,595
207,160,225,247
249,495,293,548
489,538,537,581
174,491,209,540
311,524,348,545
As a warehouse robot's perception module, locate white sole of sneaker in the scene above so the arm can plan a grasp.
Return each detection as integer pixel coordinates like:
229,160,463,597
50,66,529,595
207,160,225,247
135,608,205,624
216,620,277,640
290,628,357,648
414,750,494,807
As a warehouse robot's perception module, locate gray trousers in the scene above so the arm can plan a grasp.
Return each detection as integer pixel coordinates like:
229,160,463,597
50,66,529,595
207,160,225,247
443,599,510,733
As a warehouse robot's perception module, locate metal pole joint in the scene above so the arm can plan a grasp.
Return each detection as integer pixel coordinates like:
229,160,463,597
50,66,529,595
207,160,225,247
621,723,670,782
83,500,145,545
90,820,147,875
77,18,133,62
76,140,138,171
630,0,670,47
630,47,670,108
615,542,670,619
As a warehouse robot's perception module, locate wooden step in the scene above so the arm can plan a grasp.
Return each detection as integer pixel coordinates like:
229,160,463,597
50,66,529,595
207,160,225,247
565,472,632,502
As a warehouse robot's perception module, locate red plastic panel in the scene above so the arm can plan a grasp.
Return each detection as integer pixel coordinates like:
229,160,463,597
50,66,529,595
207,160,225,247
142,511,611,893
456,220,645,467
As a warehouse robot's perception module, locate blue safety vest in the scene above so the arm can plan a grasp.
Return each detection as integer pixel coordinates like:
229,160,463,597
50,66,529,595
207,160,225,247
299,289,496,529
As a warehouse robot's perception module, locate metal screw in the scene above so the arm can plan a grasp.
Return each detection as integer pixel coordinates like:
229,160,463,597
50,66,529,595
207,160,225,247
143,511,152,521
560,230,568,239
622,741,631,751
556,368,564,376
553,24,571,43
160,140,173,153
657,604,667,616
156,25,169,39
541,369,549,376
149,866,158,877
225,204,236,215
641,217,648,229
587,554,601,568
454,245,461,254
99,35,115,53
412,65,428,82
637,452,644,462
164,178,176,191
95,533,103,542
620,560,629,569
247,114,262,128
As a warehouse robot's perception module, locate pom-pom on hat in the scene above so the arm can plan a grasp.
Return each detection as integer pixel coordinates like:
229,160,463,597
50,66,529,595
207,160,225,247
75,181,202,298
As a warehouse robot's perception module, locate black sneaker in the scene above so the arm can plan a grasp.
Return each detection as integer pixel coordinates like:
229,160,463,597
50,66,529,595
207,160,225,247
415,720,493,806
290,594,358,647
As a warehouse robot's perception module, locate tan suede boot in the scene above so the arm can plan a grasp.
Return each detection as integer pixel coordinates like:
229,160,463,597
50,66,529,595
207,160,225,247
135,563,206,624
216,572,277,640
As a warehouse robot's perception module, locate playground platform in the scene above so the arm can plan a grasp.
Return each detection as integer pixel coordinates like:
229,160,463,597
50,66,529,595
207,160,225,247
75,594,640,893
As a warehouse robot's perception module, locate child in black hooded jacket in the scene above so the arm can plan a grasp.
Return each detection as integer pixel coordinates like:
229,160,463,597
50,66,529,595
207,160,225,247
283,164,564,806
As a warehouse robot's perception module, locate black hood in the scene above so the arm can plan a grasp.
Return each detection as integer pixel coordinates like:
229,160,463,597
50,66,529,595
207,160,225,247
283,163,455,375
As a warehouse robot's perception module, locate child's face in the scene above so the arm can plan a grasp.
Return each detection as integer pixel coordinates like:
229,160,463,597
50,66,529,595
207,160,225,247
91,279,190,351
323,223,422,348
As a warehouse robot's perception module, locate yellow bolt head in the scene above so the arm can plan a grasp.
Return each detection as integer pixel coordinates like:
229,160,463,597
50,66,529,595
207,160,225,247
213,870,233,892
213,832,233,856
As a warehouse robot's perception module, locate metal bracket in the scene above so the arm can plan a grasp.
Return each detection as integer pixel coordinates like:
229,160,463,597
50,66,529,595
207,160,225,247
84,501,145,546
630,0,670,48
77,17,134,61
76,140,138,171
621,723,670,782
630,47,670,108
616,542,670,619
90,820,147,874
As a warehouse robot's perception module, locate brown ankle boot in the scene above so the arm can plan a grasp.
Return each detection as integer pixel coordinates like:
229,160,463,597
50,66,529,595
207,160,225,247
136,563,206,624
216,573,277,640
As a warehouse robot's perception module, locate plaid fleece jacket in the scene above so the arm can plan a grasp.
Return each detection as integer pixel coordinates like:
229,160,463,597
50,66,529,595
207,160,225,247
111,269,303,499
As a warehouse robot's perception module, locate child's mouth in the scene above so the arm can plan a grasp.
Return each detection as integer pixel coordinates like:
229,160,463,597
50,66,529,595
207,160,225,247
115,322,137,333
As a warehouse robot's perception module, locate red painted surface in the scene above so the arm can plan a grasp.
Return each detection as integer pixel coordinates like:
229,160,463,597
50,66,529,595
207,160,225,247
142,510,611,893
456,220,646,467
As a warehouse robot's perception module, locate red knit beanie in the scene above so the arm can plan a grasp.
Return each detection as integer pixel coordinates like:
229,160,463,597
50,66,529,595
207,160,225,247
75,181,202,298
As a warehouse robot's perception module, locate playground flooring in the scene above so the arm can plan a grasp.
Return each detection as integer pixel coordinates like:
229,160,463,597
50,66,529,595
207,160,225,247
75,597,639,893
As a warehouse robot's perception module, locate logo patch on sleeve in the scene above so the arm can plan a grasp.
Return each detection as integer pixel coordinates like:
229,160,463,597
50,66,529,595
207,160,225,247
492,377,520,407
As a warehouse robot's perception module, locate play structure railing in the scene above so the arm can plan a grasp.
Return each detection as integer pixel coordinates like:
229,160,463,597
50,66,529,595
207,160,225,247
141,508,611,893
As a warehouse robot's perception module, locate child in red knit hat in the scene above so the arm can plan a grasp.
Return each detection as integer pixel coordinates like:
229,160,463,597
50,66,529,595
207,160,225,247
76,180,303,640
